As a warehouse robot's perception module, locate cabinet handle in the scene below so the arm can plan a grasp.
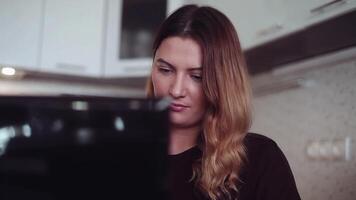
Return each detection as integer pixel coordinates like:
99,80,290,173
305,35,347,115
56,63,86,71
310,0,346,13
123,66,150,73
256,24,283,38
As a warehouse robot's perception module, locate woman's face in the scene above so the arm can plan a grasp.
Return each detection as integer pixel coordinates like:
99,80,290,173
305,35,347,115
151,36,207,129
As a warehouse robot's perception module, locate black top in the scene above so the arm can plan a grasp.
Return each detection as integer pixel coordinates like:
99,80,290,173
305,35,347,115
166,133,301,200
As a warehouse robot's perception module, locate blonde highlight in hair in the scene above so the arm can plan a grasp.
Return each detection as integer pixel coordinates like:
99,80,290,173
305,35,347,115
147,5,252,200
197,22,252,199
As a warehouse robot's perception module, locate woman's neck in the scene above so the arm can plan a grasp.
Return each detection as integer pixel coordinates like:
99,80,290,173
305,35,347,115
168,126,200,155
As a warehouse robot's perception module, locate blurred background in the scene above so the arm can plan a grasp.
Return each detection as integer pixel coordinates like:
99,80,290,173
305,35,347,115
0,0,355,199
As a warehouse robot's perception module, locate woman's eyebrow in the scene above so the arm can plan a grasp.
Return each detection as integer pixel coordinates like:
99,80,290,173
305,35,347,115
156,58,175,68
156,58,202,70
188,67,202,71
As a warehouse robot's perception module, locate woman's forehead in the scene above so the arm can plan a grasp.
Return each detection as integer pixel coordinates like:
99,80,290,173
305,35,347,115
155,36,202,69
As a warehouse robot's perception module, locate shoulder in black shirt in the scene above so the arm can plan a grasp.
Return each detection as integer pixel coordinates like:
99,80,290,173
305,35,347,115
238,133,301,200
167,133,301,200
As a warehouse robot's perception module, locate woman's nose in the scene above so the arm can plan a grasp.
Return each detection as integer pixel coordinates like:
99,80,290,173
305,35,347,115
169,75,186,98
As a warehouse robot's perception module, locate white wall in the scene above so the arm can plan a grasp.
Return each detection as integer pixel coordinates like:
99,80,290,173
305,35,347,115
251,58,356,200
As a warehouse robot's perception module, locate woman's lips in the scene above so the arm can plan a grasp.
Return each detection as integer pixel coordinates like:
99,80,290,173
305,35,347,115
170,103,188,112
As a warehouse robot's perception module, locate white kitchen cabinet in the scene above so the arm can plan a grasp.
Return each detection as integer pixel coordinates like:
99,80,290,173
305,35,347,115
104,0,185,78
1,0,185,78
227,0,294,49
190,0,356,49
0,0,43,70
286,0,356,30
189,0,295,49
40,0,105,77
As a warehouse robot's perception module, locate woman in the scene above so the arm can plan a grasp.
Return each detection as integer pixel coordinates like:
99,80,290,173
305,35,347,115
146,4,301,200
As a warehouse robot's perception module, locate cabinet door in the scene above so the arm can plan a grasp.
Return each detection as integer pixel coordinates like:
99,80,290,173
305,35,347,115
40,0,105,77
104,0,184,78
0,0,43,70
287,0,356,30
191,0,355,49
191,0,294,49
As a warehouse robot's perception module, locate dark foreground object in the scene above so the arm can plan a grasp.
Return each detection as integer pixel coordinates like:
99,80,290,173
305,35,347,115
0,96,170,200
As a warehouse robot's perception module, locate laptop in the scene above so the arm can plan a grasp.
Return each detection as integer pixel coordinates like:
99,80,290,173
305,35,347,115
0,95,170,199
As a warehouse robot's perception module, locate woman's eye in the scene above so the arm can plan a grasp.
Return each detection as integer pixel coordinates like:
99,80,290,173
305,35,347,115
191,74,202,82
158,67,172,74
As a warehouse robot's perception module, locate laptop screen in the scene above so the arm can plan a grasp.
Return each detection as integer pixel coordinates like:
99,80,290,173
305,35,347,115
0,95,170,199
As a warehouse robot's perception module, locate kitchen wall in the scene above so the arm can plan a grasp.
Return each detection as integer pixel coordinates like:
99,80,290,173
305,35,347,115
250,57,356,200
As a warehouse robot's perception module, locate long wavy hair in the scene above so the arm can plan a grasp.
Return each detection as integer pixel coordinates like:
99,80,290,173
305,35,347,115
146,5,252,200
